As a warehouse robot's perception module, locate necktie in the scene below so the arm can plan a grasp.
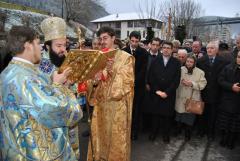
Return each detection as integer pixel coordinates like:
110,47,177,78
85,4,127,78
132,50,136,56
209,58,214,66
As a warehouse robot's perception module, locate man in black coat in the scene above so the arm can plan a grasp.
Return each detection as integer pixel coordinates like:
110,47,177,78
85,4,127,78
142,37,161,133
233,36,240,58
197,41,228,140
145,38,162,80
122,31,148,140
217,52,240,149
147,41,181,143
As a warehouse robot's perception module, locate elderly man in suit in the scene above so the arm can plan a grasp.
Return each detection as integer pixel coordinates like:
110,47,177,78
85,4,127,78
197,41,227,140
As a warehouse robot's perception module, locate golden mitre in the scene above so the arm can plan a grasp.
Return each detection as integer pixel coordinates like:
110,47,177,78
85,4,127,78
40,17,66,41
59,49,117,83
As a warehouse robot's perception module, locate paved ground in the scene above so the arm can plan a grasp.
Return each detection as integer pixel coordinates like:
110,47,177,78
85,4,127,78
79,121,240,161
131,133,240,161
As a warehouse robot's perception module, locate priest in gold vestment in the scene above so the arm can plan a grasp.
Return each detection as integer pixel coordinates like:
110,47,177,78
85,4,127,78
87,27,134,161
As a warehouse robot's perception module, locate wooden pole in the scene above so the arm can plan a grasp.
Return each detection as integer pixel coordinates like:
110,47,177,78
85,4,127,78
167,8,172,41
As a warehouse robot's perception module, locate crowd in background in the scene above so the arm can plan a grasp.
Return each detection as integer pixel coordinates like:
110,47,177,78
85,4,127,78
120,33,240,150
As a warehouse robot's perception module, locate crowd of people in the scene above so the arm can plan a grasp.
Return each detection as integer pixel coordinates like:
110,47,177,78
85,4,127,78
124,32,240,151
0,15,240,161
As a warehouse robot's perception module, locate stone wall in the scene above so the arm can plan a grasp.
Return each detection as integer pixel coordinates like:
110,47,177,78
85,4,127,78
1,0,109,28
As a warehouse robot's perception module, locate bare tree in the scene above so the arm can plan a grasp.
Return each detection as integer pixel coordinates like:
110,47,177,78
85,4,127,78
137,0,167,22
137,0,202,40
171,0,202,38
64,0,105,21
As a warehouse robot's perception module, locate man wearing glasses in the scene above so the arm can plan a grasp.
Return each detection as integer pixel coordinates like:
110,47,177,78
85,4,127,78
147,41,181,143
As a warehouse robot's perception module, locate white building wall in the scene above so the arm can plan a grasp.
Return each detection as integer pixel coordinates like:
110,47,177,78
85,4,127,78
121,21,128,40
94,22,163,40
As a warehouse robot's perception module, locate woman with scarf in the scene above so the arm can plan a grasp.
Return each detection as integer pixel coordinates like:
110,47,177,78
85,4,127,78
175,55,207,141
217,51,240,149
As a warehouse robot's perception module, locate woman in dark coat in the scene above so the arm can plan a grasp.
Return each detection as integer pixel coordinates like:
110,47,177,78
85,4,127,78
217,51,240,149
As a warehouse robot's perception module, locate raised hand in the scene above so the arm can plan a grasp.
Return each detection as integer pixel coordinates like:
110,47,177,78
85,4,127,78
53,67,72,85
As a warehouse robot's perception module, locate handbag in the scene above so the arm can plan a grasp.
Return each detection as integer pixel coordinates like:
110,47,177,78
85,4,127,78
185,88,205,115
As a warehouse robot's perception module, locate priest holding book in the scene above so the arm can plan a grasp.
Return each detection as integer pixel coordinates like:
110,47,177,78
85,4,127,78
39,16,81,159
87,26,135,161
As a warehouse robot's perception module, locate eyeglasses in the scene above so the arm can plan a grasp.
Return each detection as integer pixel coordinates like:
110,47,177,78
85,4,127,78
99,36,111,42
162,46,172,49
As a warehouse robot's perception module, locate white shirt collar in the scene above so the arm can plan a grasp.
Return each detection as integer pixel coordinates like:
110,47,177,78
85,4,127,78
130,46,136,51
162,55,170,60
209,56,216,59
13,57,34,65
149,50,158,56
162,55,170,66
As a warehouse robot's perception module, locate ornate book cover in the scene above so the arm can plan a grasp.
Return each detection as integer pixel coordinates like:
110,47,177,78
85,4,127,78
59,49,117,83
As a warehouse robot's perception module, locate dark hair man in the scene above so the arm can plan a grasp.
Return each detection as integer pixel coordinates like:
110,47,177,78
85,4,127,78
122,30,149,140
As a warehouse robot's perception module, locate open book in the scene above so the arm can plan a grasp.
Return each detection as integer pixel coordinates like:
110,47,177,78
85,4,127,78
59,49,117,83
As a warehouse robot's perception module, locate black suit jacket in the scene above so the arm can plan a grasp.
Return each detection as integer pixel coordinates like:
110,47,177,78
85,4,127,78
122,46,149,90
218,63,240,113
233,47,239,58
197,55,227,103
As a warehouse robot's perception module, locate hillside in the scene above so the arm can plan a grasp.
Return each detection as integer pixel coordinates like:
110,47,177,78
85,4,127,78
1,0,109,29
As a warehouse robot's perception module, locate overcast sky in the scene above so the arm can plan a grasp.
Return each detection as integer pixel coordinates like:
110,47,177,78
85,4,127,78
103,0,240,17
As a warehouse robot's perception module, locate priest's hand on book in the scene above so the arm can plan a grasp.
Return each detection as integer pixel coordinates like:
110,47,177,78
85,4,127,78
106,58,114,76
53,67,72,85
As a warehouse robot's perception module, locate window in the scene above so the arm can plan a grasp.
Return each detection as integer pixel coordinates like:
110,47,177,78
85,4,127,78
148,20,156,28
128,21,133,27
115,30,121,39
102,22,110,27
115,22,121,28
157,22,162,29
134,20,146,27
127,31,130,37
143,31,146,38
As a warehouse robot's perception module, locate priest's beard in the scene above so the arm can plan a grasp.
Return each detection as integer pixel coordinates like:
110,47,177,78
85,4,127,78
49,48,65,67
